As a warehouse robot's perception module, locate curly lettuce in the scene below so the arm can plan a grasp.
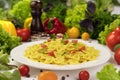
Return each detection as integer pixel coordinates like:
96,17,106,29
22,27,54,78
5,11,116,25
97,64,120,80
9,0,32,27
64,4,87,28
0,24,21,54
98,16,120,44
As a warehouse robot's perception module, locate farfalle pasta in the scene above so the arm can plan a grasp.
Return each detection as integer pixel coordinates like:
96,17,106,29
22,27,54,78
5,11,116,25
24,39,99,65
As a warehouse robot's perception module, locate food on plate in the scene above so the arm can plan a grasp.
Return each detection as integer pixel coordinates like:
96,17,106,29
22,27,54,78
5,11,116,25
96,64,120,80
79,70,90,80
16,28,30,42
106,27,120,51
24,38,99,65
18,64,30,76
81,32,90,40
114,48,120,65
38,71,58,80
66,27,80,38
43,17,67,34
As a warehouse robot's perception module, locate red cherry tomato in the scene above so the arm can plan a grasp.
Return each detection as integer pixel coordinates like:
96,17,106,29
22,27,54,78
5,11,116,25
18,64,30,76
114,48,120,65
79,70,90,80
48,51,55,57
79,46,86,51
63,39,69,45
72,39,78,44
41,44,47,49
47,38,51,42
16,28,30,42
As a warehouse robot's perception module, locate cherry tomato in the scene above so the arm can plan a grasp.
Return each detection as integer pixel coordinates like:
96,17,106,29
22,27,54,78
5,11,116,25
70,50,76,54
16,28,30,42
79,46,86,51
47,38,51,42
63,39,69,45
18,64,30,76
41,44,47,48
72,39,78,44
48,51,55,57
114,48,120,65
79,70,90,80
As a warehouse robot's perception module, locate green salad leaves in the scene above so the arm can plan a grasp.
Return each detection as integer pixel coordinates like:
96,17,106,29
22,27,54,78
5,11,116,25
0,47,21,80
0,50,11,70
0,35,21,79
64,3,87,32
0,24,21,54
98,16,120,44
97,64,120,80
0,70,21,80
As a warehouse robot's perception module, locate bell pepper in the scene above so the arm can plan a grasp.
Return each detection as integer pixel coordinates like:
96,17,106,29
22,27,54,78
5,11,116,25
106,27,120,51
43,17,67,34
0,20,17,36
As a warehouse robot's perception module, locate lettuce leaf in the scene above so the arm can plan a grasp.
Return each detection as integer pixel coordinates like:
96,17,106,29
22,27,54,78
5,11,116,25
97,64,120,80
0,24,21,54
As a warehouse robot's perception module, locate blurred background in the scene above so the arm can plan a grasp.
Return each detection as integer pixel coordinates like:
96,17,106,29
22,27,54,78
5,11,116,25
0,0,120,40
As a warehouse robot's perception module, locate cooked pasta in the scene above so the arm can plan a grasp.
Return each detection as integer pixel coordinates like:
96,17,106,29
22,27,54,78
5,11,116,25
24,39,99,65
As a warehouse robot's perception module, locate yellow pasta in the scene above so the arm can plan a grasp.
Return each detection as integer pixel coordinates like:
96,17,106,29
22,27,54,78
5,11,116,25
24,39,99,65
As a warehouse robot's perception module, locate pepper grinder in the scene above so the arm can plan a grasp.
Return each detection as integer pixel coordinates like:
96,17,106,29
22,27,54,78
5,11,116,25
30,0,44,35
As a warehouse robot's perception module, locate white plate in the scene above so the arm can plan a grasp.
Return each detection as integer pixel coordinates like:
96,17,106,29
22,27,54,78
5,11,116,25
10,39,111,70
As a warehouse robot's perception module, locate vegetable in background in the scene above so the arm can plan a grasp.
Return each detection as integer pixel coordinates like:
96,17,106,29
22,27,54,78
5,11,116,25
66,27,80,38
24,17,32,29
43,17,67,34
0,70,21,80
70,0,86,8
0,0,5,8
0,50,11,70
43,2,67,22
16,28,30,42
114,48,120,65
80,1,117,39
97,64,120,80
0,20,17,36
0,24,21,54
81,32,90,40
106,27,120,51
0,8,10,20
95,0,113,12
64,4,87,32
9,0,32,27
98,17,120,44
0,0,20,9
7,0,67,28
5,0,20,9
